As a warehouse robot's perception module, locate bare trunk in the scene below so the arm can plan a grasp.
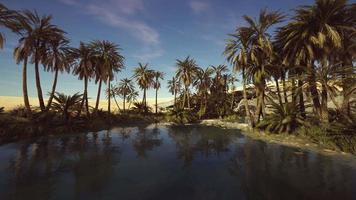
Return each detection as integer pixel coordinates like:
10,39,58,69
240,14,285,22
95,79,102,112
46,68,59,111
187,87,190,110
22,57,31,117
298,80,306,118
34,61,45,111
123,94,126,112
282,71,288,103
308,63,321,118
242,69,254,127
155,88,158,114
321,83,328,122
274,77,283,107
108,80,111,115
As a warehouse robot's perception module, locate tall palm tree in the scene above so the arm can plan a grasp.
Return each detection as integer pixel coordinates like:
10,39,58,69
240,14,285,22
90,40,125,115
117,78,135,112
224,28,255,126
17,10,64,111
240,9,283,122
175,56,199,110
194,66,213,118
153,71,164,114
167,77,181,110
43,34,73,111
72,42,94,116
133,63,154,111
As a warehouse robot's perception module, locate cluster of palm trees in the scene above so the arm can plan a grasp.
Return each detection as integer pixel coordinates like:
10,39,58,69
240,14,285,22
167,56,236,119
224,0,355,132
1,2,167,118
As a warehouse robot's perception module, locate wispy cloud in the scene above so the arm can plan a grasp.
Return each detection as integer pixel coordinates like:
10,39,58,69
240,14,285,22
58,0,163,61
189,0,210,14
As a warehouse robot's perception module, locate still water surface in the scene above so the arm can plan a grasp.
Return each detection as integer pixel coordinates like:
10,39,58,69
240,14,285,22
0,125,356,200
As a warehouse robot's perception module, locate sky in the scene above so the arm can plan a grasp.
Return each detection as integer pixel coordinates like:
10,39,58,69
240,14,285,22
0,0,321,100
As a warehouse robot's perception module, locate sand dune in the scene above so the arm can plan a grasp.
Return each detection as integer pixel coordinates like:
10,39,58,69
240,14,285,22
0,96,173,111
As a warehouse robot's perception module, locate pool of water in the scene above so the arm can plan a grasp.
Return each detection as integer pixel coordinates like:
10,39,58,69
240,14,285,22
0,124,356,200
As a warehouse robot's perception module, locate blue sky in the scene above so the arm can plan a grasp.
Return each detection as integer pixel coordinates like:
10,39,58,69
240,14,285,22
0,0,319,100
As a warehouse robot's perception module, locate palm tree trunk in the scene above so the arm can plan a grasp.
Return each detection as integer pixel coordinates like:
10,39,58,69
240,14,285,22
187,88,190,110
34,61,45,111
297,79,306,118
155,88,158,114
143,88,147,112
182,87,186,109
22,57,31,116
123,94,126,112
274,77,283,107
85,77,89,116
46,68,59,111
321,83,328,122
282,71,288,103
108,80,111,115
308,63,322,118
95,79,102,112
78,77,88,117
173,90,177,110
113,95,121,112
242,69,254,127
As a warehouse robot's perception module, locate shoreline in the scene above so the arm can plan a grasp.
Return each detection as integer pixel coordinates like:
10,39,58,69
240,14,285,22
198,119,355,157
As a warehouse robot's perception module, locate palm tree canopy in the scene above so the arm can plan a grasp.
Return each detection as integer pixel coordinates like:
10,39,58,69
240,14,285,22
117,78,135,97
72,42,95,80
153,71,164,90
175,56,199,88
90,40,125,82
133,63,155,90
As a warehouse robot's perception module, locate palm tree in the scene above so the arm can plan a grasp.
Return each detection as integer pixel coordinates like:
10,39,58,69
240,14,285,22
17,10,65,111
153,71,164,114
240,9,283,122
0,3,21,49
133,63,154,112
224,28,255,126
43,34,73,111
127,90,139,110
117,78,135,112
194,66,213,118
90,40,125,115
276,0,351,122
167,77,181,110
51,92,83,123
175,56,199,110
72,42,94,116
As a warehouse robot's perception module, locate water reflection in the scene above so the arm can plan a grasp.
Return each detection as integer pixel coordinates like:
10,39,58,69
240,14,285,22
0,125,355,200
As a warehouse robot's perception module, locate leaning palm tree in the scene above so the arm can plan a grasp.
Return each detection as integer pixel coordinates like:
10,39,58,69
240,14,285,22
175,56,199,110
16,10,65,111
133,63,154,112
127,90,139,110
43,34,73,111
153,71,164,114
117,78,135,112
90,40,125,115
72,42,95,116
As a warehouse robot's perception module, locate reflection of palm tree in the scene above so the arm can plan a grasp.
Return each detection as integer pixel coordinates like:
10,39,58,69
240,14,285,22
133,127,162,158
